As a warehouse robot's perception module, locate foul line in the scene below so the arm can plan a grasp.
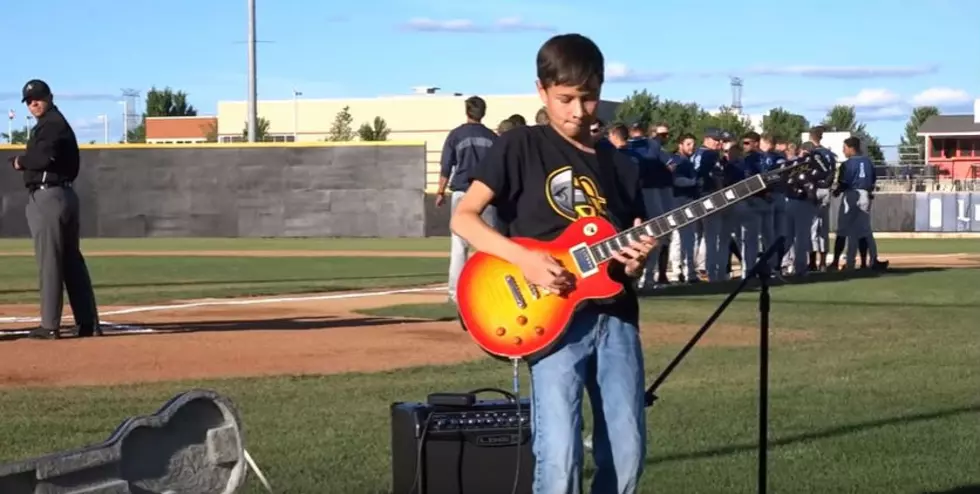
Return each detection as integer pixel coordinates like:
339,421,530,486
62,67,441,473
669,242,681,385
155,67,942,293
0,285,447,325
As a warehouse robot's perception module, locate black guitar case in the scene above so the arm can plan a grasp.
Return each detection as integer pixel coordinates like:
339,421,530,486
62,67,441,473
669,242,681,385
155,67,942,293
0,389,248,494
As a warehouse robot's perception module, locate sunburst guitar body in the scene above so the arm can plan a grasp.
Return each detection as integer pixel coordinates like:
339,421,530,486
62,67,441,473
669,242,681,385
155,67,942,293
456,216,624,360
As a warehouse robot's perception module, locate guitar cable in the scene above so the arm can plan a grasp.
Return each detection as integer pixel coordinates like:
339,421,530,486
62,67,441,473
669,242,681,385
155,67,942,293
244,449,274,493
410,414,434,494
509,357,523,494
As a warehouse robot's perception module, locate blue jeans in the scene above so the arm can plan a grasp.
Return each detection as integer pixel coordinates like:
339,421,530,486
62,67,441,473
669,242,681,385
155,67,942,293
529,306,646,494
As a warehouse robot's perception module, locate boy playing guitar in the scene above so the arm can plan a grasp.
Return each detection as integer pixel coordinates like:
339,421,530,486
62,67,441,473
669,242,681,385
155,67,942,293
450,33,656,494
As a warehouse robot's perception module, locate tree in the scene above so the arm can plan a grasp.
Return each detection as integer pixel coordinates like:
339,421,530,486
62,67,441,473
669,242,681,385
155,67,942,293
820,105,885,163
898,106,940,165
357,116,390,141
203,121,218,143
326,106,356,141
1,127,29,144
126,87,199,143
702,106,754,141
761,107,810,145
241,117,270,141
613,89,660,129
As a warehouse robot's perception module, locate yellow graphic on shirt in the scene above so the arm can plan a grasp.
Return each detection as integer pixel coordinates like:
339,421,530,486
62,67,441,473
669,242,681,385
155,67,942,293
545,166,608,221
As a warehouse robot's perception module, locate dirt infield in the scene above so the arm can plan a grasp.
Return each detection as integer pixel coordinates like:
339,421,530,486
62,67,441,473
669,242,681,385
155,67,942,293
0,250,448,257
0,252,976,389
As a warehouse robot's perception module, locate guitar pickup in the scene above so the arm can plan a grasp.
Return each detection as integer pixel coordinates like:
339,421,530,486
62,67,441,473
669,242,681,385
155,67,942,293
524,278,540,299
504,275,527,309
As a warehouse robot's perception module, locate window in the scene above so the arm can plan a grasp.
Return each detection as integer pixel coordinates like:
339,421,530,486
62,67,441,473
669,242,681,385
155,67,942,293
943,139,957,158
218,135,295,143
957,139,978,157
262,134,296,143
930,138,943,158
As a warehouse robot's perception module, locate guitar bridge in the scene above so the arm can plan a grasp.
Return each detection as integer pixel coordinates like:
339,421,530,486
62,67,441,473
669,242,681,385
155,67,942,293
504,275,528,309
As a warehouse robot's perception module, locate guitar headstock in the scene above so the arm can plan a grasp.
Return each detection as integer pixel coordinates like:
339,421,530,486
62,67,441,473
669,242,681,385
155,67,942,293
762,152,834,194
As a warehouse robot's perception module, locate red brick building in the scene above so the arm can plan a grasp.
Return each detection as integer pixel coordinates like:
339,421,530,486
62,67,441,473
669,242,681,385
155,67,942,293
917,100,980,180
145,116,217,144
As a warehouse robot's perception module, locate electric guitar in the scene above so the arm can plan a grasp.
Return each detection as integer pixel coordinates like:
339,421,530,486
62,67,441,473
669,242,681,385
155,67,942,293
456,154,830,360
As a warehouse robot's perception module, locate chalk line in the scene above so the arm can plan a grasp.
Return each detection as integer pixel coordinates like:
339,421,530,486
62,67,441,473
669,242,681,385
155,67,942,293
0,285,447,325
0,321,157,337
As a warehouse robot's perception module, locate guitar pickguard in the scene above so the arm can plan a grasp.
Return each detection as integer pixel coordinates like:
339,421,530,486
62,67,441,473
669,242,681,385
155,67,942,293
0,389,247,494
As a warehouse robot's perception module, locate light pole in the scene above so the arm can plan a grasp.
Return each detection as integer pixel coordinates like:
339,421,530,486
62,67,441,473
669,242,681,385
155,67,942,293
292,89,302,141
119,100,128,143
246,0,257,142
98,114,109,144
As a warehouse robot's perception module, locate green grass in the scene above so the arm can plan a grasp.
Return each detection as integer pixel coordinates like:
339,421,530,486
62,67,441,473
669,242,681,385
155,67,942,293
0,237,450,252
0,256,447,305
0,237,977,254
1,267,978,493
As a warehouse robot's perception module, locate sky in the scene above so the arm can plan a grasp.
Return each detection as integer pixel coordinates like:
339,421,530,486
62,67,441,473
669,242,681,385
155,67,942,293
2,0,978,149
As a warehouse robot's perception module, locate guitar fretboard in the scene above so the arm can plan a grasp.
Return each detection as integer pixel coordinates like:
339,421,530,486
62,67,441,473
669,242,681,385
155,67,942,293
588,174,767,264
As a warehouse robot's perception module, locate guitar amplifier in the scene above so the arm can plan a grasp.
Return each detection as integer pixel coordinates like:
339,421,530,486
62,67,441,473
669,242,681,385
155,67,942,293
390,396,535,494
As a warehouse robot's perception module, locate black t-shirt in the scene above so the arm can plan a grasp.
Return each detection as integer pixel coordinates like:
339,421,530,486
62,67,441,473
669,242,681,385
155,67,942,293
470,124,647,324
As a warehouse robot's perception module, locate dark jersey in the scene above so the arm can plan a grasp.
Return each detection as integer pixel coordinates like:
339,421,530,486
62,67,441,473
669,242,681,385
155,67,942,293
17,105,81,188
470,125,647,324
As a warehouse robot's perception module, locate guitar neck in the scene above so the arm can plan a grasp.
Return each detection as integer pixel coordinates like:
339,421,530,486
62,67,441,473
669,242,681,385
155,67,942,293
588,174,768,264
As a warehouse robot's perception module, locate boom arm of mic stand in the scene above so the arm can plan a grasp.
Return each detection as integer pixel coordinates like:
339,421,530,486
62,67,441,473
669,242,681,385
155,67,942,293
643,236,786,407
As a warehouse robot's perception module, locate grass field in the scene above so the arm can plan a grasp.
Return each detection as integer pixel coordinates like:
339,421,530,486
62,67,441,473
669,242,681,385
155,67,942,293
0,256,447,305
0,238,978,493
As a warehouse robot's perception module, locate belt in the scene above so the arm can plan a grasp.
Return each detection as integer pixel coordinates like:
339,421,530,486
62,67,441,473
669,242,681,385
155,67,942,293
28,181,72,192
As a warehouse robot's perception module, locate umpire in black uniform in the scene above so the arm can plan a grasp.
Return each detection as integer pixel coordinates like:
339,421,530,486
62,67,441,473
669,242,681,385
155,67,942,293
9,79,100,339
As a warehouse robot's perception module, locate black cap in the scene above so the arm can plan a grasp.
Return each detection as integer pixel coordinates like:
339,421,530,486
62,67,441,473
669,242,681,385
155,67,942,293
21,79,52,103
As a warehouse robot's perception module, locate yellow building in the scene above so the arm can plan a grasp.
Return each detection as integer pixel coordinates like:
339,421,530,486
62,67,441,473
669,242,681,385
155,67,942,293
216,93,620,192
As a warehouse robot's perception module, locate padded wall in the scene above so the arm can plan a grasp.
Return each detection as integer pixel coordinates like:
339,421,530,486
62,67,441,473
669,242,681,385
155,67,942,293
0,144,427,238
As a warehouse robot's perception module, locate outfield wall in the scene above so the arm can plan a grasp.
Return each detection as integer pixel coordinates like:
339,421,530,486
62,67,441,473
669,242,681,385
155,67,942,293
0,142,427,238
2,141,977,238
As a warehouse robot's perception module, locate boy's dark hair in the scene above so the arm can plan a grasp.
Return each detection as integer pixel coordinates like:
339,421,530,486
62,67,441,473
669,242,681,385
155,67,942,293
678,132,696,143
762,133,779,144
743,131,761,142
465,96,487,121
536,33,604,91
809,125,825,141
508,114,527,126
609,124,628,141
535,106,549,125
843,136,862,153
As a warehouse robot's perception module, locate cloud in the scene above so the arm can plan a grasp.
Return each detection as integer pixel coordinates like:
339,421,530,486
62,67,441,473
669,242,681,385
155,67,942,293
743,64,939,79
836,88,901,109
605,62,672,83
602,62,940,83
819,87,975,122
399,16,555,33
910,87,972,106
857,106,908,122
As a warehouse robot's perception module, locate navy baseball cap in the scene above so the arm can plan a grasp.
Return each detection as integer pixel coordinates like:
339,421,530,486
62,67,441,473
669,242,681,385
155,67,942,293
704,128,724,140
21,79,52,103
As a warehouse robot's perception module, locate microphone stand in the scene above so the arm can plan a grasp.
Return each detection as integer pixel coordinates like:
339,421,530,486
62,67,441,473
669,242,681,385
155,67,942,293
644,236,784,494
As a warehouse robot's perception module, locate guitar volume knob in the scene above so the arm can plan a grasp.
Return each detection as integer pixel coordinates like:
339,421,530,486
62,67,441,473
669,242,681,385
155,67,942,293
495,327,506,336
516,315,527,325
534,326,545,336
